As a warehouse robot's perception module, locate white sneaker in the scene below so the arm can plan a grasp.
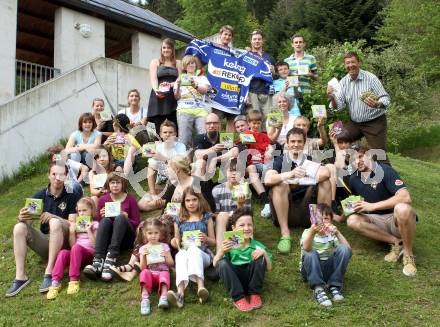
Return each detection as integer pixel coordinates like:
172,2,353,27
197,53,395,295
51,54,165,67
314,287,332,307
260,203,271,219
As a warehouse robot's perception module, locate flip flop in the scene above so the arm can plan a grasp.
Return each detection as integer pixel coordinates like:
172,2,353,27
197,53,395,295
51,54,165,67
277,236,292,254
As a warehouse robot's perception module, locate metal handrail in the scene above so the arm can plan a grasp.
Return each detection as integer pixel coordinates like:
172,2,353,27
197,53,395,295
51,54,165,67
15,60,61,95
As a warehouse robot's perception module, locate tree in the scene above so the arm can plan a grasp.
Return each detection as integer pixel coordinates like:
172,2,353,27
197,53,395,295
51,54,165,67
246,0,277,24
376,0,440,83
176,0,258,48
145,0,183,23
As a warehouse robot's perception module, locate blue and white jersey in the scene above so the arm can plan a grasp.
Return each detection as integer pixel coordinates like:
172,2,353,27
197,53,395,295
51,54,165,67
185,39,272,115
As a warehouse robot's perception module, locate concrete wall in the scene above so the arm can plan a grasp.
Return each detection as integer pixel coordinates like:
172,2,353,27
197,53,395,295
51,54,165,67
0,0,17,104
132,32,162,69
54,7,105,73
0,57,151,178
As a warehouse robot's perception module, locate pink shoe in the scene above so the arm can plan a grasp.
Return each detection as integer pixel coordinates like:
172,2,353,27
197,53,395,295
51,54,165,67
233,298,253,312
249,294,263,309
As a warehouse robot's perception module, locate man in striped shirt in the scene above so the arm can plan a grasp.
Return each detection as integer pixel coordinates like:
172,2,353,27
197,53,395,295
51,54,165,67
327,52,390,153
284,34,318,95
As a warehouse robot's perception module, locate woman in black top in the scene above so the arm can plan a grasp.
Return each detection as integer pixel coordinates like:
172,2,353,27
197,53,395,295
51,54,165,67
148,38,181,134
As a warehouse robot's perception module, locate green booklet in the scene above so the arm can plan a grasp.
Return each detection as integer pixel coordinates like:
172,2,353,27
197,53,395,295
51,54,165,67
311,105,327,118
182,230,201,249
341,195,363,216
220,132,234,149
267,111,283,127
297,65,309,75
239,133,256,144
146,244,165,264
105,201,121,217
180,73,193,86
232,182,251,201
165,202,181,216
359,90,378,101
141,142,156,158
76,215,91,233
99,110,113,121
93,173,107,189
25,198,43,216
224,230,245,249
287,75,299,86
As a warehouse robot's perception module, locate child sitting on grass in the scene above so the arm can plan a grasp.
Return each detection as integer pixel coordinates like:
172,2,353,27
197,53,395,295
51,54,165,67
103,113,140,172
242,110,274,218
214,207,272,312
110,215,175,282
139,218,174,315
167,188,216,308
300,203,352,307
212,158,251,251
47,197,98,299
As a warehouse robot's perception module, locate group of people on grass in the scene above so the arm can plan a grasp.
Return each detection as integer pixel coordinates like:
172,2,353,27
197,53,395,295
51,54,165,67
5,25,418,314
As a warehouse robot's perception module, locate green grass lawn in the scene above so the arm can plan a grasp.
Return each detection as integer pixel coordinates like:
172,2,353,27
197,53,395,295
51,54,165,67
1,154,439,326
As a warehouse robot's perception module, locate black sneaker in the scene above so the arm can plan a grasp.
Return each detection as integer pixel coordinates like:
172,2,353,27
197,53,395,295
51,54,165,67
329,286,344,301
83,257,104,280
101,253,117,282
5,279,31,297
39,274,52,293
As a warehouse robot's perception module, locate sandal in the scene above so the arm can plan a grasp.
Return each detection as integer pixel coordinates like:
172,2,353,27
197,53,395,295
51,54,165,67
110,264,138,282
67,281,80,295
277,236,292,254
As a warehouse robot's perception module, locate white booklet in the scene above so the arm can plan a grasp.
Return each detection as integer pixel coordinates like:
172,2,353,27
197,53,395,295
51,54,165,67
328,77,341,97
286,159,320,185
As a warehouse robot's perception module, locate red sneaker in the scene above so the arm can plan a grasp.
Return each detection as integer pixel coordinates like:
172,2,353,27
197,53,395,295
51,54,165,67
249,294,262,309
233,298,253,312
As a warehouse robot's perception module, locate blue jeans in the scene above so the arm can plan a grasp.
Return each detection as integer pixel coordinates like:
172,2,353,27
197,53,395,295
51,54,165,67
69,151,93,168
301,244,352,289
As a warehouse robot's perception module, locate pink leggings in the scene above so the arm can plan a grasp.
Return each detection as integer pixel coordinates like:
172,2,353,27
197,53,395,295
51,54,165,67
139,269,170,295
52,244,94,282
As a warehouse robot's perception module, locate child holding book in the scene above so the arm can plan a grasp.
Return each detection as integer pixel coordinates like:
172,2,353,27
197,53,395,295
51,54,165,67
47,144,86,195
212,158,251,251
111,215,175,282
103,113,140,172
300,203,352,307
242,110,274,218
272,62,301,116
146,119,186,195
174,55,211,149
89,146,114,207
139,218,174,315
47,197,99,299
213,207,272,312
167,187,216,308
293,115,328,158
83,172,140,281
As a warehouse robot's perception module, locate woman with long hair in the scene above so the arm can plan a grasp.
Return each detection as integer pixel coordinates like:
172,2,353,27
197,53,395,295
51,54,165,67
147,38,181,134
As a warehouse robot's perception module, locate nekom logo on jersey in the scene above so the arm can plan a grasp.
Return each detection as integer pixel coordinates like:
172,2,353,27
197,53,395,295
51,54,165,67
208,60,253,87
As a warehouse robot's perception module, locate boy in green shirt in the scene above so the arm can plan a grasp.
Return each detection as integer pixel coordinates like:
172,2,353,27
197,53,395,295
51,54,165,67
214,208,272,312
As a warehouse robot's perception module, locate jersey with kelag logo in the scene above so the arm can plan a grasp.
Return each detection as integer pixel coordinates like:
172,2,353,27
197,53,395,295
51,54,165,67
185,39,272,115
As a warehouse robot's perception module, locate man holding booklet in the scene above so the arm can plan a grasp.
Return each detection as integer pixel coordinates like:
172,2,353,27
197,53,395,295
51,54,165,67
265,128,331,254
327,52,391,154
6,163,81,297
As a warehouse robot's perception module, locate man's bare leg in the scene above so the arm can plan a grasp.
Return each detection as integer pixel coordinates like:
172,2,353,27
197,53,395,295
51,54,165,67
13,223,29,280
394,203,416,256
